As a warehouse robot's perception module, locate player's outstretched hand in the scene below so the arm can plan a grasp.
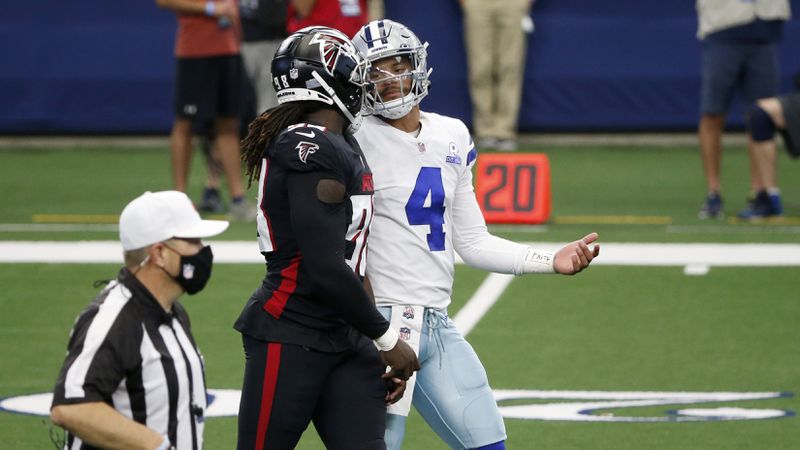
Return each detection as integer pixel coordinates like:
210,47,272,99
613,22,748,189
554,232,600,275
382,375,407,405
380,339,420,380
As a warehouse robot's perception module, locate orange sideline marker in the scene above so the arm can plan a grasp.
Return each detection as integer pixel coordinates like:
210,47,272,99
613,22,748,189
475,153,551,224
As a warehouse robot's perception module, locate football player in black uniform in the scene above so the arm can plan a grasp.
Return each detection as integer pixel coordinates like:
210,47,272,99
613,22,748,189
235,27,420,450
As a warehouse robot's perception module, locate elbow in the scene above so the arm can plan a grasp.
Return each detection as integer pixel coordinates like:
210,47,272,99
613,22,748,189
301,252,345,284
458,251,491,271
155,0,169,9
305,265,342,294
453,241,480,266
50,405,69,428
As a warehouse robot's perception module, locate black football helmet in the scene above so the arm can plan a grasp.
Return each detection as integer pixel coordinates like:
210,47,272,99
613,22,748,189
271,26,368,130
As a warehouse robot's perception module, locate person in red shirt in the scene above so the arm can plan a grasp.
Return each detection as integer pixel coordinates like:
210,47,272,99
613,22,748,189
287,0,368,38
156,0,253,220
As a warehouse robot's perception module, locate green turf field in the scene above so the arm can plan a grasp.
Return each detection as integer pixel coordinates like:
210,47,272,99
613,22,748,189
1,141,798,449
0,141,798,242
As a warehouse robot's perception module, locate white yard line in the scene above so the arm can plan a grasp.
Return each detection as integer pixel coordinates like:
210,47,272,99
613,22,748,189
4,241,800,337
450,241,800,336
0,224,119,232
0,241,264,263
575,242,800,266
453,273,514,336
3,241,800,265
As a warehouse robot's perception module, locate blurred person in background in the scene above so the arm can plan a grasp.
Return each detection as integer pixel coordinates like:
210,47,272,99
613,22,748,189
195,120,226,214
287,0,368,38
156,0,254,221
695,0,791,219
239,0,289,121
198,0,289,215
198,0,290,216
367,0,384,21
353,19,600,450
214,0,287,215
461,0,535,151
738,73,800,218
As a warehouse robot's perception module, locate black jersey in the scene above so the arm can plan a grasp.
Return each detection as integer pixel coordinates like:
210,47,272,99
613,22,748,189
234,123,388,352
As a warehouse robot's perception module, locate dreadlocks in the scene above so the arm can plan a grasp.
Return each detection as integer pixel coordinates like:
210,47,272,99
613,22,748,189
241,102,326,187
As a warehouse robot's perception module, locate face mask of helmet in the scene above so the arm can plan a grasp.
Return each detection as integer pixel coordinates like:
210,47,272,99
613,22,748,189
365,55,429,119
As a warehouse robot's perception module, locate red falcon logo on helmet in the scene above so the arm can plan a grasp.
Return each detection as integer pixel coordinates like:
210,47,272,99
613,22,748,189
309,31,350,75
296,141,319,164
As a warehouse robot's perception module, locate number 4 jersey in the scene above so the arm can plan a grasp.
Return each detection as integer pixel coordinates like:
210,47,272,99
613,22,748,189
355,112,479,310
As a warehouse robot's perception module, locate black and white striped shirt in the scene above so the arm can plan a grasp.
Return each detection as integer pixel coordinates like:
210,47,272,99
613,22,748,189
52,269,206,450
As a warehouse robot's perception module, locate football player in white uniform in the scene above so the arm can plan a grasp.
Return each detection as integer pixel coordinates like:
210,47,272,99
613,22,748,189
353,20,600,450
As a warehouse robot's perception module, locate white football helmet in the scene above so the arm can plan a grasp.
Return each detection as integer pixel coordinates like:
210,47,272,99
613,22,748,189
353,20,432,119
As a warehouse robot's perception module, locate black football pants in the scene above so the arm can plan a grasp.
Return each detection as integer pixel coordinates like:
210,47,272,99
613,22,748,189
237,334,387,450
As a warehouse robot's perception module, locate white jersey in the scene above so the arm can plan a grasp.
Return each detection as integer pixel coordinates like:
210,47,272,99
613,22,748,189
355,112,481,309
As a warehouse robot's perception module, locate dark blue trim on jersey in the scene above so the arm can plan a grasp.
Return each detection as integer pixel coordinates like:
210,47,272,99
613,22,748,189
466,147,477,166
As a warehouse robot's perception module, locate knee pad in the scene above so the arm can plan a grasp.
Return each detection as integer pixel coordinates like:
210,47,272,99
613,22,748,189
459,391,506,448
748,104,775,142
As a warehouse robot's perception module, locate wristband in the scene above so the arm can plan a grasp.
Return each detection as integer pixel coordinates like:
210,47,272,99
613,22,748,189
204,1,215,16
373,326,399,352
521,247,556,274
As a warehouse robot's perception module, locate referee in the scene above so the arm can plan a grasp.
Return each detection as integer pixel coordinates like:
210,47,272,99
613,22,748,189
50,191,229,450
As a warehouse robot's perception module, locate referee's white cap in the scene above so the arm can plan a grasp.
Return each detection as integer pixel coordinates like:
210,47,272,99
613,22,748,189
119,191,229,251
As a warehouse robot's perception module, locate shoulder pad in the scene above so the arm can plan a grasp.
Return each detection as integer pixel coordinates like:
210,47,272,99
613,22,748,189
272,124,346,178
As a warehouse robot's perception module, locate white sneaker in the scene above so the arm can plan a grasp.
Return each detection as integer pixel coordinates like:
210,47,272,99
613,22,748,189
228,199,256,222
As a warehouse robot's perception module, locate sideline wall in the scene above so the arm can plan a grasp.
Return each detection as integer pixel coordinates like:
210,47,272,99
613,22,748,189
1,1,798,133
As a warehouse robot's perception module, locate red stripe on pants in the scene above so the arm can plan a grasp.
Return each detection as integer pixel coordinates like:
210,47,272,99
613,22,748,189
254,342,282,450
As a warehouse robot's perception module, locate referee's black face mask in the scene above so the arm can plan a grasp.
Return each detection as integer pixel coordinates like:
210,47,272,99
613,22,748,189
163,244,214,295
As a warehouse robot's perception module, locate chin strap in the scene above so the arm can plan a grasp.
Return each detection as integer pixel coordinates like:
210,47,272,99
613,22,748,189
376,93,416,119
311,71,359,126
